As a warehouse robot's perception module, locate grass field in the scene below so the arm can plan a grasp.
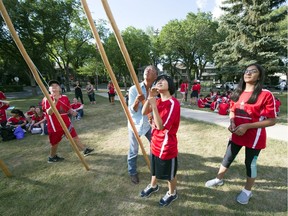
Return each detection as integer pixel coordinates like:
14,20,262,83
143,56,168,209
0,92,287,216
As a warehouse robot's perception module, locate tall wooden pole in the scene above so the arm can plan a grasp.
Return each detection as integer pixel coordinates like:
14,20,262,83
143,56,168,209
0,0,89,171
80,0,150,170
101,0,143,94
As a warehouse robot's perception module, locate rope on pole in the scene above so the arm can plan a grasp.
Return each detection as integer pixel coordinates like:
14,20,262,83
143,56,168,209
80,0,150,170
0,0,89,171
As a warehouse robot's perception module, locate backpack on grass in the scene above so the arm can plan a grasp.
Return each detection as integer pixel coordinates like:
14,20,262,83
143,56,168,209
0,126,16,141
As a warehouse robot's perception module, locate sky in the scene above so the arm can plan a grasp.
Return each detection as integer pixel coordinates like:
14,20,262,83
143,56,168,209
85,0,224,31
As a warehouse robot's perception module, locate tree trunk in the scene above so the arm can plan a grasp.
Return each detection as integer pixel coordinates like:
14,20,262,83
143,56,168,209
64,66,71,92
29,75,38,97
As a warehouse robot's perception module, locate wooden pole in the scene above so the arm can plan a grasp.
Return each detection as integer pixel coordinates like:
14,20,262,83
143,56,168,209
0,160,12,177
101,0,143,94
80,0,150,170
0,0,89,171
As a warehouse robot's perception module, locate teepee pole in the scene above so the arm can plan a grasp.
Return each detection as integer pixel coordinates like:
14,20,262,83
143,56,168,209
81,0,150,170
0,0,89,171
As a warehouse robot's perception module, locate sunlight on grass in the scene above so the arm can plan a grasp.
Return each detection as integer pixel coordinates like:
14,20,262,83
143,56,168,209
0,94,287,215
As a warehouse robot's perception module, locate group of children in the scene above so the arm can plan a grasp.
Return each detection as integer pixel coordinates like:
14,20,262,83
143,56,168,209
197,89,282,116
197,90,232,115
0,92,85,141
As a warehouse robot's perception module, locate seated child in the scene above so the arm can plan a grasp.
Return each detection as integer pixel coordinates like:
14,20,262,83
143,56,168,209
25,105,36,125
198,95,210,108
28,107,46,135
218,102,230,115
214,93,228,112
7,109,27,129
71,98,84,120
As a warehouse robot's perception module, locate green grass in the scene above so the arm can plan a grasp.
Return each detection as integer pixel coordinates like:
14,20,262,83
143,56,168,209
0,92,287,216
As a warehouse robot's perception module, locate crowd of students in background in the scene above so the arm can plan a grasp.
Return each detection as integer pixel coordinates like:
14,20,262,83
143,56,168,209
0,88,86,141
179,80,282,116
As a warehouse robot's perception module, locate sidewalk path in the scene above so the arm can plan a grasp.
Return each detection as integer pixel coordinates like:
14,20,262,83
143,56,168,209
96,92,288,142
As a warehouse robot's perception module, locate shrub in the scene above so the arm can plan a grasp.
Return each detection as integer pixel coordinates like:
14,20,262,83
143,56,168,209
0,85,23,92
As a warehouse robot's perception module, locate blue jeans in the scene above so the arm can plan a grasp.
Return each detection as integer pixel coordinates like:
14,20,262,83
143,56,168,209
127,128,151,176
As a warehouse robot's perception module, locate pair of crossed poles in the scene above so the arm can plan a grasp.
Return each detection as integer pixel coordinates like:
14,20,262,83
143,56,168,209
0,0,150,177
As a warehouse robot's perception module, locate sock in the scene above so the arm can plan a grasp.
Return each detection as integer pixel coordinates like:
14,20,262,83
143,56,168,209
151,184,157,188
170,190,176,196
215,178,222,182
242,188,252,196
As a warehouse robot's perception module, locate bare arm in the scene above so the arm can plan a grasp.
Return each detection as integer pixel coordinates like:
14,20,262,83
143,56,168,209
149,97,164,130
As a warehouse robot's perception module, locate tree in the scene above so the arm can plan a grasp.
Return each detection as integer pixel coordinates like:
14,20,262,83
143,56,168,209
105,26,151,89
213,0,287,75
159,12,221,86
0,0,81,95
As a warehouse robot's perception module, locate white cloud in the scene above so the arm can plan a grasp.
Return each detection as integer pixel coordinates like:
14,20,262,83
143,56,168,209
212,0,225,18
196,0,207,10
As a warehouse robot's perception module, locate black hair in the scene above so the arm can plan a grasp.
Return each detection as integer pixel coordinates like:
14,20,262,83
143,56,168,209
231,63,265,104
154,75,175,95
11,109,25,117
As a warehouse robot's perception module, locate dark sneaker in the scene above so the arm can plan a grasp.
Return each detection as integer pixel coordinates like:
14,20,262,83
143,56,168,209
140,184,159,197
131,174,139,184
48,155,64,163
159,191,178,207
83,148,94,156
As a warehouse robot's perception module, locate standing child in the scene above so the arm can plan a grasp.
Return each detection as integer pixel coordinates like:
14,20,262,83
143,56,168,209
205,63,277,205
107,81,116,105
140,75,180,207
0,91,9,127
275,97,281,116
42,80,94,163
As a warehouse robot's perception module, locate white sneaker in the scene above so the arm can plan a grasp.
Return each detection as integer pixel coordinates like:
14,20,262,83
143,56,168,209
236,190,252,204
205,178,224,187
214,109,218,113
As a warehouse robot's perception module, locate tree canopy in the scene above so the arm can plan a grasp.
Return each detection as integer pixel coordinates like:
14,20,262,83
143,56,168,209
213,0,287,75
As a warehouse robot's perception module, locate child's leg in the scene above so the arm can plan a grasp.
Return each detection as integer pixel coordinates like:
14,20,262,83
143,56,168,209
168,176,177,194
150,175,157,187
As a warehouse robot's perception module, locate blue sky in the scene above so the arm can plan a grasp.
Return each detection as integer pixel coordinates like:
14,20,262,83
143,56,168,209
85,0,224,31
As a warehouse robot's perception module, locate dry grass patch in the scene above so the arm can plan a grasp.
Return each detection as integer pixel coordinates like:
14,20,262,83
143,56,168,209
0,94,287,216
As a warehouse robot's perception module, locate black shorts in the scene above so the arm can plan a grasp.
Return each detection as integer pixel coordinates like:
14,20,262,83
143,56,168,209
109,93,115,97
190,90,198,98
151,154,177,181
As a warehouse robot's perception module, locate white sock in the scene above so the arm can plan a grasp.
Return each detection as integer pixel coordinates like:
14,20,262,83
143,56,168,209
170,190,176,196
215,178,222,182
242,188,252,196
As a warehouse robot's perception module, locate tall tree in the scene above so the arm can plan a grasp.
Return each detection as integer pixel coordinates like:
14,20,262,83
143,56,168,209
213,0,287,75
105,26,151,89
159,12,220,85
0,0,80,95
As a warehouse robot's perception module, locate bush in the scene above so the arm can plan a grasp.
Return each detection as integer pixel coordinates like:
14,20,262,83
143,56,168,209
0,85,23,92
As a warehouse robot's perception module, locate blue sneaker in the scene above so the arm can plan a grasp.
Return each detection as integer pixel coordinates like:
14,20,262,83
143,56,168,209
159,191,178,207
140,184,159,197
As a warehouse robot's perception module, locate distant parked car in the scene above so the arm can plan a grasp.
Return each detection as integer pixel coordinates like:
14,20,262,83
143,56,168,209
223,82,238,90
215,83,222,89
